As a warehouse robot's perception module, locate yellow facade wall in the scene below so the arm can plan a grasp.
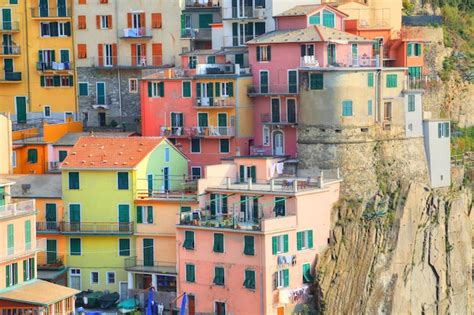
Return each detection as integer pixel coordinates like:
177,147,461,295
0,114,13,174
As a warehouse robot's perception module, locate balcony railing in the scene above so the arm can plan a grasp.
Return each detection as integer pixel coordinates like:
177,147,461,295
31,8,72,18
223,6,266,19
194,97,235,108
0,238,46,264
61,222,134,234
160,126,189,138
185,0,220,8
124,257,176,274
0,45,21,55
192,126,235,137
0,71,22,82
36,61,74,71
195,63,240,75
0,200,35,219
88,55,163,68
247,84,298,96
48,161,60,171
181,28,212,40
37,252,65,270
36,221,61,233
120,27,152,39
404,76,441,91
300,55,379,68
260,113,297,125
0,21,20,32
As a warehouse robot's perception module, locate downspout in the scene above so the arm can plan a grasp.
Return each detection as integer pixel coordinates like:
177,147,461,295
260,232,264,315
24,0,32,117
115,0,123,125
70,1,79,120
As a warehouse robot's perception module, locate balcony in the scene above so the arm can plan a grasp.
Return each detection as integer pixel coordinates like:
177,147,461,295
0,238,46,264
125,257,176,274
185,0,220,8
260,113,297,126
31,8,72,19
0,45,21,56
120,28,153,39
61,222,134,235
0,21,20,32
194,97,235,108
223,6,266,20
92,95,113,110
299,55,379,69
160,126,190,138
37,252,65,270
48,161,61,172
403,76,441,92
135,175,198,201
36,221,61,234
36,61,74,72
0,71,22,83
195,63,249,76
192,126,235,138
0,200,35,220
88,55,164,69
247,84,298,97
181,28,212,41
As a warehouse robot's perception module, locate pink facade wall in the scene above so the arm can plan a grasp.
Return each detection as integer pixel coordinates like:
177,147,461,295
275,8,346,32
52,145,72,163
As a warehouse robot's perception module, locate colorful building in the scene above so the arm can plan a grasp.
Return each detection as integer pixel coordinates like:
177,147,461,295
0,178,78,314
141,53,253,178
60,136,189,295
74,0,184,128
175,156,341,314
0,113,13,174
181,0,221,51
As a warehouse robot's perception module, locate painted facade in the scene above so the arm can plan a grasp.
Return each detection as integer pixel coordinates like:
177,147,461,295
74,0,184,129
423,119,451,188
176,156,341,314
0,113,13,174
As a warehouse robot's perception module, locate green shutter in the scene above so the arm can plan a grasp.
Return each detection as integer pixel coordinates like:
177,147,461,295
303,263,313,283
68,172,79,189
322,10,335,28
308,230,314,249
136,206,143,223
386,74,397,88
244,236,254,256
183,231,194,250
407,43,413,56
213,267,224,285
68,75,74,86
27,149,38,163
240,196,246,212
186,264,195,282
222,195,228,214
30,258,35,279
59,150,67,162
227,82,234,97
283,234,289,253
198,13,213,28
283,269,289,287
183,81,191,97
70,238,81,256
368,73,374,87
147,206,153,223
213,233,224,253
148,82,153,97
7,224,13,255
310,73,323,90
13,263,17,285
244,270,256,289
416,43,422,56
272,236,277,255
23,260,27,281
210,193,216,216
25,220,31,250
256,46,261,62
250,166,256,183
207,82,214,97
119,239,130,256
158,82,164,97
6,265,10,287
309,13,320,25
297,232,302,250
239,165,245,182
40,76,45,87
53,75,60,87
267,46,271,61
215,82,220,97
118,172,129,189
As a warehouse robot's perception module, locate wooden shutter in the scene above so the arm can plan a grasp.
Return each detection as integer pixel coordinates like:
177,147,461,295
239,165,245,182
140,13,146,28
23,260,27,281
250,166,256,183
151,13,162,28
98,44,103,66
147,206,153,223
131,44,137,66
112,44,117,65
6,265,10,287
77,44,87,59
107,15,112,29
210,193,216,216
25,220,31,249
147,82,153,97
308,230,313,248
297,231,302,250
152,43,162,66
78,0,86,4
78,15,86,29
141,44,147,59
256,46,261,61
240,196,246,212
283,234,289,253
283,269,289,287
136,206,143,223
127,13,132,28
215,82,220,97
272,236,277,255
96,15,100,29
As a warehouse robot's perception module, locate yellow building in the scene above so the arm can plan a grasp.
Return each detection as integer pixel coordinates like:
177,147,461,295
0,0,77,126
0,113,13,174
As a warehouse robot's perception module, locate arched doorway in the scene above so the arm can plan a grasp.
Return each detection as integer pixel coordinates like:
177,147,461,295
272,130,284,156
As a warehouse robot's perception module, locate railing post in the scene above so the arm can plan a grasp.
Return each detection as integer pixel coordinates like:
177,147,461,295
248,178,253,190
226,177,231,189
337,168,340,179
293,180,298,193
270,179,275,191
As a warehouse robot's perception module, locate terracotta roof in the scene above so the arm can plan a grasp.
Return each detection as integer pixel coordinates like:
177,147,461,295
60,136,165,170
247,25,370,44
0,279,79,306
275,4,348,17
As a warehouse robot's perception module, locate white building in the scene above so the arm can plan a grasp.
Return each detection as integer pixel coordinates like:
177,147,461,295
404,92,423,138
423,119,451,188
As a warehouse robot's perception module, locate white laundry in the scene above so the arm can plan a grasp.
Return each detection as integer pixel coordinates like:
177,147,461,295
276,162,284,175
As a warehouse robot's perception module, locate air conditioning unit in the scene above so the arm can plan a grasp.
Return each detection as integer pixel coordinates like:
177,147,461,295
254,8,265,19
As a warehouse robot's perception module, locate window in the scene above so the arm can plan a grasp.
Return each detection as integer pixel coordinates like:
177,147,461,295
10,0,18,4
185,264,195,283
23,258,35,281
310,73,323,90
272,234,288,255
68,172,80,189
136,206,153,224
407,43,422,57
40,75,73,87
256,46,271,62
408,95,415,112
276,269,289,288
117,172,129,190
213,233,224,253
40,22,71,37
182,81,191,97
77,44,87,59
44,105,51,117
213,267,224,286
25,220,31,250
7,224,13,255
70,238,81,255
219,139,230,153
244,235,254,256
322,10,335,28
151,13,162,28
263,126,270,146
368,100,373,116
191,139,201,153
438,122,450,138
368,73,374,87
191,167,201,179
188,56,197,69
274,197,285,216
296,230,314,250
59,150,68,162
78,15,86,29
99,15,111,29
90,271,99,284
164,147,170,162
26,148,38,164
5,263,18,287
148,82,165,97
302,263,313,284
288,70,298,93
243,269,256,289
12,151,16,168
183,231,195,250
309,12,320,25
207,55,216,64
106,271,115,284
386,74,398,88
119,239,130,256
129,78,138,93
342,100,353,116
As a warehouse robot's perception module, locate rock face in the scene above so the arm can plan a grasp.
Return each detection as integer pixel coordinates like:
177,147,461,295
314,182,472,314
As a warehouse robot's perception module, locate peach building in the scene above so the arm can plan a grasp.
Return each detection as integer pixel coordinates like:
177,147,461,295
175,157,341,314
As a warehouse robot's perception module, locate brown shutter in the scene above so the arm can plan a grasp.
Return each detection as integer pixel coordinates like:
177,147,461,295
78,44,87,59
112,44,117,65
98,44,103,66
152,43,162,66
127,13,132,28
78,16,86,29
142,44,147,65
151,13,162,28
140,13,146,28
131,44,137,66
78,0,86,4
107,15,112,29
96,16,100,29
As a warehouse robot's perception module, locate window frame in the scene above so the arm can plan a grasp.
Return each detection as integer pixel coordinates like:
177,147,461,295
128,78,138,93
106,271,116,284
118,238,131,256
190,138,201,154
117,171,129,190
90,271,99,285
100,15,109,29
43,105,51,118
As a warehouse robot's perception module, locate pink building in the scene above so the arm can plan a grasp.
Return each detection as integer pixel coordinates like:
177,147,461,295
175,156,341,314
246,4,375,156
141,52,254,178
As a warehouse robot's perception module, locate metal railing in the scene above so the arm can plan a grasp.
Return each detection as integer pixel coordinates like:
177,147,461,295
403,76,441,91
192,126,235,137
120,27,152,38
0,45,21,55
0,200,35,219
124,257,176,273
223,6,266,19
181,28,212,40
31,8,72,18
260,113,297,125
247,84,298,95
88,55,163,68
36,61,74,71
185,0,220,8
194,97,235,108
48,161,60,171
0,238,46,264
300,55,379,68
36,221,61,233
195,63,239,75
0,21,20,32
61,222,134,234
0,71,22,82
37,252,65,269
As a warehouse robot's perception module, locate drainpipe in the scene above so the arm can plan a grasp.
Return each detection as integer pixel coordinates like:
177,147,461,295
376,39,384,124
24,0,32,117
259,233,264,315
115,0,123,125
71,1,79,121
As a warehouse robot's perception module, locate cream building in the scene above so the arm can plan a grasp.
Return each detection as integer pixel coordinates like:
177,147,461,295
0,113,13,174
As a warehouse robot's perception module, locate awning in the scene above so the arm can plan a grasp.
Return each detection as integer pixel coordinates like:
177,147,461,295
0,279,79,306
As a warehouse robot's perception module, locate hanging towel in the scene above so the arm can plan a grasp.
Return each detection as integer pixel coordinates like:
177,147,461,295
270,163,276,177
276,163,284,175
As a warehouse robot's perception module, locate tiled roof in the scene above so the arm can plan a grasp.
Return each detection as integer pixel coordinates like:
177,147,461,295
247,25,370,44
60,136,165,170
275,4,348,17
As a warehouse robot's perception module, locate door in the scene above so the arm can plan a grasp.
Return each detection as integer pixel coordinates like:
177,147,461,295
327,44,336,65
277,307,284,315
57,0,67,17
120,282,128,300
271,99,280,123
96,82,106,105
104,44,113,66
143,238,154,267
287,99,296,123
163,167,170,192
15,96,27,124
39,0,49,17
98,112,106,127
273,131,284,156
45,203,57,230
118,205,130,232
147,174,153,196
132,13,142,29
218,113,227,135
215,302,226,315
70,269,81,290
288,70,297,94
46,239,57,264
3,34,12,55
188,295,195,315
384,102,392,121
2,9,11,31
260,71,268,93
69,204,81,232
